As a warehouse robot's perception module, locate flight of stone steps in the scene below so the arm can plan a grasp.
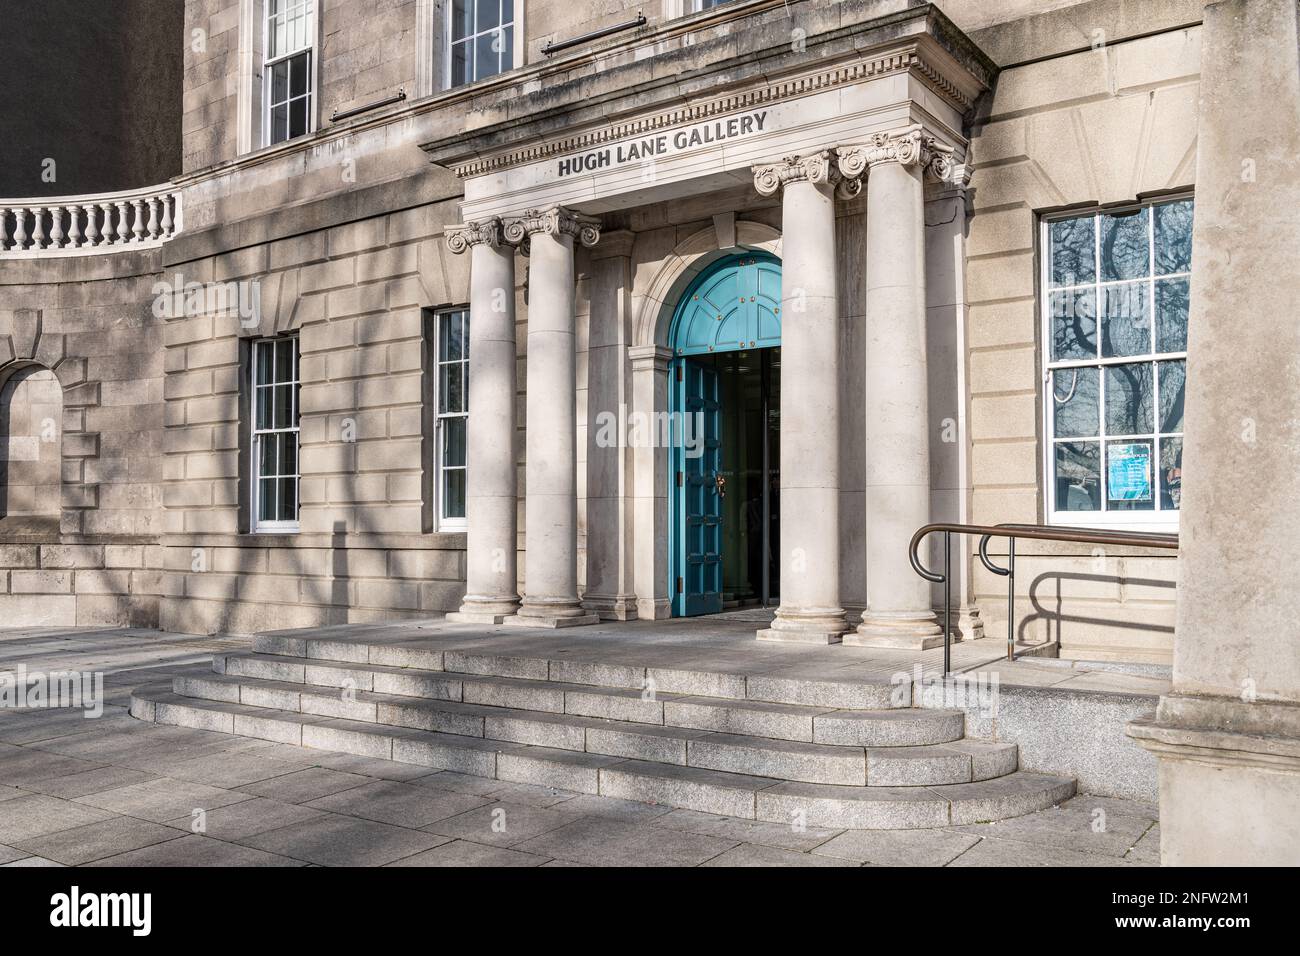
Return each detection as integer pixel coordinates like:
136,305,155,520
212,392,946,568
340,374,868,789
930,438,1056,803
129,630,1075,829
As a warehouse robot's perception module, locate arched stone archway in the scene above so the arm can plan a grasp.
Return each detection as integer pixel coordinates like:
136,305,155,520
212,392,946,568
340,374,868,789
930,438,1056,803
625,220,782,620
0,363,63,528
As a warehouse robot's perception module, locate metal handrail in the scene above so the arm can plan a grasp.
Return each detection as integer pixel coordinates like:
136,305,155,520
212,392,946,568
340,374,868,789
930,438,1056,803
908,522,1179,676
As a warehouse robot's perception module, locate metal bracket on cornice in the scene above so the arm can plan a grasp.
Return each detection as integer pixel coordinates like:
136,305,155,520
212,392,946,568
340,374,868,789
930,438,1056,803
331,88,407,123
542,13,647,56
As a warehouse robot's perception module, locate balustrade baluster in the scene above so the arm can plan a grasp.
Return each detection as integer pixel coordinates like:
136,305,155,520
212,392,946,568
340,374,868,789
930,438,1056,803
30,207,46,249
14,208,28,249
66,205,81,248
161,195,174,237
131,198,145,242
50,206,65,248
115,202,129,244
146,197,160,239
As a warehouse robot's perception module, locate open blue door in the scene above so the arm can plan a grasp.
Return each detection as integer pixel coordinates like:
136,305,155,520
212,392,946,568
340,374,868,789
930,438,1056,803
674,358,723,616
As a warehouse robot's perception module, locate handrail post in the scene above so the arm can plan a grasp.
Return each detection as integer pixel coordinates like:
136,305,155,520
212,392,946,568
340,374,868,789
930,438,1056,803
1006,536,1016,662
943,529,952,677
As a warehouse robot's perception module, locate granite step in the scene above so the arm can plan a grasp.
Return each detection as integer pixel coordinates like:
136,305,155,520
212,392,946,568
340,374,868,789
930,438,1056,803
213,651,938,742
249,635,902,709
130,682,1065,828
168,668,1003,786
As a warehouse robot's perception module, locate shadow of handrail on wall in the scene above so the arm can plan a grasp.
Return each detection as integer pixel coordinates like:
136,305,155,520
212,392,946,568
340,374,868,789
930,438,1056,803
1009,570,1176,647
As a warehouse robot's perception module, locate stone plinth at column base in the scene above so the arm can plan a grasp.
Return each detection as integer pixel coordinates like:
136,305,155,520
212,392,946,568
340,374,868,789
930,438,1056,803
1129,697,1300,866
503,610,600,628
846,614,944,650
756,608,849,644
446,598,520,625
446,610,512,625
583,595,639,622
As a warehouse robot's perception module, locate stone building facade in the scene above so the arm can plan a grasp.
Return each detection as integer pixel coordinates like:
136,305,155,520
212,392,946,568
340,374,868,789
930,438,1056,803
0,0,1207,661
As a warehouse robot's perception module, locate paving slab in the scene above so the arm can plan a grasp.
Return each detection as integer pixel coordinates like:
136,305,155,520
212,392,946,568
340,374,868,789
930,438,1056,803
1126,823,1161,864
0,843,29,864
513,816,740,867
385,839,549,867
13,816,187,866
0,794,114,844
947,837,1141,867
954,805,1152,858
651,808,842,852
701,843,859,866
157,750,315,788
239,766,373,803
19,765,159,799
543,794,675,823
236,813,449,866
482,781,585,807
812,828,983,866
424,801,583,847
163,797,327,841
86,834,307,867
73,778,255,823
305,780,492,828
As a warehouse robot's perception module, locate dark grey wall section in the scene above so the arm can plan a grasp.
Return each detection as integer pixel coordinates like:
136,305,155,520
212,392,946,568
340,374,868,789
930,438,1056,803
0,0,183,197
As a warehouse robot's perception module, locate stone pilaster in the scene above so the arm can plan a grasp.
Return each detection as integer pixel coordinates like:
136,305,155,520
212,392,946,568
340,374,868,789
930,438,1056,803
443,217,522,624
838,127,946,649
751,152,849,643
1127,0,1300,866
503,206,603,628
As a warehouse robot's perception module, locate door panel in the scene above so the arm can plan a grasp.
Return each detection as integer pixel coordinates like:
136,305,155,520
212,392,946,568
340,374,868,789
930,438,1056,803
675,358,723,616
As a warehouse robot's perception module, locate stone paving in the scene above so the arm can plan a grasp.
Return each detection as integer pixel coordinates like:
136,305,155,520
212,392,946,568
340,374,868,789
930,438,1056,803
0,626,1160,867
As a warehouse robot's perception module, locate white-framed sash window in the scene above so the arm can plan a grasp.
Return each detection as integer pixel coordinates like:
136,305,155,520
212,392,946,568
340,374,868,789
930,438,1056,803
447,0,515,87
264,0,315,145
434,308,469,530
251,336,301,532
1041,196,1194,531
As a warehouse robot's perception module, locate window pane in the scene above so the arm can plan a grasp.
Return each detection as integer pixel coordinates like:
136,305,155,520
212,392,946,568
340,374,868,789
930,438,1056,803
273,384,296,428
476,0,501,30
1160,437,1183,510
279,432,298,476
1155,277,1189,353
1158,360,1186,433
502,0,515,24
1100,207,1150,281
441,363,464,414
452,0,473,41
443,469,466,520
1106,440,1154,510
443,417,466,467
275,337,296,383
475,30,501,80
259,433,279,477
271,60,288,104
1049,287,1096,361
1054,441,1101,512
1100,281,1150,358
1154,199,1193,275
1051,367,1099,439
278,477,298,521
1048,216,1095,287
271,104,288,145
290,51,309,98
500,25,513,71
259,478,278,522
256,386,273,431
289,96,309,139
1105,363,1154,435
451,41,470,87
256,341,274,384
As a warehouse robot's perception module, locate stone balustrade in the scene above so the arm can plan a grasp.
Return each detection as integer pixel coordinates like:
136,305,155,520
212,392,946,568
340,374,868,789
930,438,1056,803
0,185,182,257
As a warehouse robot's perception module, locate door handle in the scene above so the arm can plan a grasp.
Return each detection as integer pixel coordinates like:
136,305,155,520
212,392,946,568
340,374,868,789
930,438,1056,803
715,473,727,498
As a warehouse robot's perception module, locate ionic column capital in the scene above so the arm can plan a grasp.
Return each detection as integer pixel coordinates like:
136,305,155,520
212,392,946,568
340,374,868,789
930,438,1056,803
835,124,958,183
502,206,602,247
445,217,506,254
752,150,842,197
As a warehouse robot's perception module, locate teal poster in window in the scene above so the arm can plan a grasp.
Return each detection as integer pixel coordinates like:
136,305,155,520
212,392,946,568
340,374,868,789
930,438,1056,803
1108,443,1152,501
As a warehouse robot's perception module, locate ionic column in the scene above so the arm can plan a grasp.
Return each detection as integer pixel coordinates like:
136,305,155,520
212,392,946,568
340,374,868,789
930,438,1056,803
444,218,521,624
504,206,602,628
838,126,954,649
751,152,850,643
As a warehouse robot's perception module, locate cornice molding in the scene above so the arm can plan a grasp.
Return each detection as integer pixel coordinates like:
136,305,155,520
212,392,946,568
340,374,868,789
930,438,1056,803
449,46,972,180
502,206,602,247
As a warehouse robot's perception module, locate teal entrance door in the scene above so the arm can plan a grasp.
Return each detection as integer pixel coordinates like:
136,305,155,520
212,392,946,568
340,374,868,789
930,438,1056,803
675,359,723,616
669,253,782,617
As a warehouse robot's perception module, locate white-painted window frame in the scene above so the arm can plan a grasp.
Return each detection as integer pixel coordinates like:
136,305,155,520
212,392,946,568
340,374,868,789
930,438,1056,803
1039,194,1194,533
440,0,524,91
251,335,301,534
262,0,318,147
434,308,469,531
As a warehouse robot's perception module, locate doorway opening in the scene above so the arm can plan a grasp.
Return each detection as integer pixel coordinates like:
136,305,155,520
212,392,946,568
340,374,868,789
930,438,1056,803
668,253,782,617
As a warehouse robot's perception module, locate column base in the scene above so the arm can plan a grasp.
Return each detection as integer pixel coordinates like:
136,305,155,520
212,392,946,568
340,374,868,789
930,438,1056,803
756,607,849,645
445,596,520,625
582,594,639,622
503,612,601,629
846,612,944,650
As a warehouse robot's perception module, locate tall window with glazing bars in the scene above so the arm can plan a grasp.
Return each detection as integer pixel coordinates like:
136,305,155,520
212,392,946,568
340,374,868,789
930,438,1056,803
1043,197,1193,529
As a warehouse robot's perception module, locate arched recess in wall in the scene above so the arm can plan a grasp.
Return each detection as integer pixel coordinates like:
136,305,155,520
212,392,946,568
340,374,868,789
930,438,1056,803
0,363,63,529
633,220,783,350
